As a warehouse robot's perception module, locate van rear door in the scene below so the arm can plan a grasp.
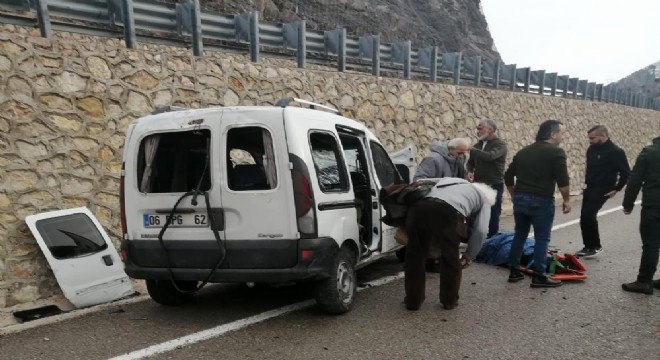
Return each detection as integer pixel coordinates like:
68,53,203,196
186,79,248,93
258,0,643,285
218,109,299,267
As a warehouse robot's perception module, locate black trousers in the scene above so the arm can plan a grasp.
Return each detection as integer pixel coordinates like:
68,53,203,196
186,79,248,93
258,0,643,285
404,198,463,310
638,207,660,282
580,187,609,249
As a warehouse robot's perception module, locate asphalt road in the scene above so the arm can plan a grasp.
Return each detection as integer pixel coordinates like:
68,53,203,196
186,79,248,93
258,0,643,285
1,193,658,360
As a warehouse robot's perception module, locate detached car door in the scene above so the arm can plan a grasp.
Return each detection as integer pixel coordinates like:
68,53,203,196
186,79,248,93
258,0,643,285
25,207,135,308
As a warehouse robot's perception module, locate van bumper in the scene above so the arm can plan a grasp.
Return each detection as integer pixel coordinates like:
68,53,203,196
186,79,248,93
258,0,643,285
122,237,338,283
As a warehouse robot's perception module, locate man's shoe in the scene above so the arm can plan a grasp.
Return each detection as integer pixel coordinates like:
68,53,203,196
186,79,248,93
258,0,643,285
583,247,603,259
531,276,562,288
575,247,590,256
442,302,458,310
653,279,660,290
622,281,653,295
508,269,525,283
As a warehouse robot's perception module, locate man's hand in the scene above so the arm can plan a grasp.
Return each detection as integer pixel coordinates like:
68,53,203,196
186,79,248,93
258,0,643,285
623,207,633,215
604,190,617,198
562,200,572,214
467,172,474,182
459,254,471,269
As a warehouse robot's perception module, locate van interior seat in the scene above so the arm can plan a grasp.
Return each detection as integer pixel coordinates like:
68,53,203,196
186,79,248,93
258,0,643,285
231,164,270,190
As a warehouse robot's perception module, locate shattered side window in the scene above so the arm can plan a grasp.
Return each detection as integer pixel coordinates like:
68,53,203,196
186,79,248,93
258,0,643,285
226,126,278,191
310,132,349,192
35,213,108,259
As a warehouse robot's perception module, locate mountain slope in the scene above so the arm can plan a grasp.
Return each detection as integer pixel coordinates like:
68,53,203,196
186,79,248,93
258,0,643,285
196,0,501,60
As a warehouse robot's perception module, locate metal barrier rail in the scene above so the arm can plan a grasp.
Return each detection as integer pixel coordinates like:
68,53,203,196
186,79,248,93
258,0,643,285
0,0,657,111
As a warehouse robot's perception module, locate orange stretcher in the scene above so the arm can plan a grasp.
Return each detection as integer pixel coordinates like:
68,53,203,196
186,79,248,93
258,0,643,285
520,252,587,281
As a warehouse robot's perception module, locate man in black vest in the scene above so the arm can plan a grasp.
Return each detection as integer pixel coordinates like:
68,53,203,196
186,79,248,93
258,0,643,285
577,125,630,258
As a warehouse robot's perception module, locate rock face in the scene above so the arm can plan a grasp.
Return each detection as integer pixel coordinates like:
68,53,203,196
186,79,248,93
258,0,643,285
613,60,660,102
194,0,501,60
0,23,659,309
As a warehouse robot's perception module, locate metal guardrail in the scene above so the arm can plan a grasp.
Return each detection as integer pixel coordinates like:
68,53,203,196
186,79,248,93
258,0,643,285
0,0,657,111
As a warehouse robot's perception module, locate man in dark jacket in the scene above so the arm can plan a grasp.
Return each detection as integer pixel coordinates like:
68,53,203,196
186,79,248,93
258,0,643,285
467,119,508,237
577,125,630,258
504,120,571,288
621,136,660,294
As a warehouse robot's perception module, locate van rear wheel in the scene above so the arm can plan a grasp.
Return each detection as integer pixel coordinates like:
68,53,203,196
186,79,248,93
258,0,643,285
146,279,197,306
314,248,356,315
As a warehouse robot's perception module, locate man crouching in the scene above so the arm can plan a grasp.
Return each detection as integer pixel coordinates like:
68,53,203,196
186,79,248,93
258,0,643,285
403,178,496,310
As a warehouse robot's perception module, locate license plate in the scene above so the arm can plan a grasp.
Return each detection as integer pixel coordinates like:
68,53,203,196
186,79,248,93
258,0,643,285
143,213,208,228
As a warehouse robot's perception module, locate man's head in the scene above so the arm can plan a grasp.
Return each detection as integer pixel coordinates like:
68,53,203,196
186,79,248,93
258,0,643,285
476,119,497,140
587,125,609,145
535,120,566,144
447,138,470,157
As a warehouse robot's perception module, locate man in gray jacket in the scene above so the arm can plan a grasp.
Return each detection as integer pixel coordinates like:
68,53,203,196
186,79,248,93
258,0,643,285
413,138,470,181
403,178,495,311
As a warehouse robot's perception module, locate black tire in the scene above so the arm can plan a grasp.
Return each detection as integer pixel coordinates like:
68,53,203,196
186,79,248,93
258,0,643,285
314,248,357,315
146,280,197,306
395,247,406,262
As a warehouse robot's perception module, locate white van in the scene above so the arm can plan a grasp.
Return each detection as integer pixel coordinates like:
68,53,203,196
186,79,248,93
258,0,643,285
119,98,415,314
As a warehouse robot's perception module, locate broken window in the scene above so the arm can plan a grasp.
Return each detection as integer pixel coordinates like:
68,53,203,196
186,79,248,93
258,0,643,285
227,126,278,191
35,213,108,259
137,130,211,193
310,132,349,192
370,141,404,186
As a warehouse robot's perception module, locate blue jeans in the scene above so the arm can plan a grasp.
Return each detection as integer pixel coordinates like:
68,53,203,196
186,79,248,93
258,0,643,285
508,193,555,278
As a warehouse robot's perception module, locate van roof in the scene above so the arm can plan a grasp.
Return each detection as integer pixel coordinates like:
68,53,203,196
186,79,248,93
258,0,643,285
130,106,377,139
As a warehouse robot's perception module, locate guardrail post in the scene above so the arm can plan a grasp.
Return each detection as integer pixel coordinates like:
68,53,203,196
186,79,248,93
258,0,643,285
250,11,259,62
549,73,558,96
121,0,137,49
338,28,346,72
191,0,203,56
538,70,546,95
523,68,531,93
453,52,462,85
596,84,603,102
372,35,380,76
430,46,437,82
297,20,305,68
509,64,516,91
403,40,411,79
35,0,51,38
474,56,482,86
493,60,500,89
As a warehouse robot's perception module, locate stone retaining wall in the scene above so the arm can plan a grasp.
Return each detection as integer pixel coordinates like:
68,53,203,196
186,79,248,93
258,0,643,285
1,24,659,308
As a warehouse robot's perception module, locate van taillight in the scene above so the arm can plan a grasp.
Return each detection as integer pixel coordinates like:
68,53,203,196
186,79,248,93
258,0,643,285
293,171,312,217
119,163,127,236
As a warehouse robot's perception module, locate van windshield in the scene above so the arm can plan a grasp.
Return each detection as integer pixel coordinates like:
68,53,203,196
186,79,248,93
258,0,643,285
137,130,211,193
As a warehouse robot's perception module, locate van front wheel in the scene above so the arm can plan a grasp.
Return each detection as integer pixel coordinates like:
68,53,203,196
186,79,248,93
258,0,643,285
146,279,197,306
314,248,356,315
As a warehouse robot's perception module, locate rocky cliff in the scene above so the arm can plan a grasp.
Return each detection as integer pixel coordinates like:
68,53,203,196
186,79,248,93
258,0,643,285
195,0,501,60
613,60,660,101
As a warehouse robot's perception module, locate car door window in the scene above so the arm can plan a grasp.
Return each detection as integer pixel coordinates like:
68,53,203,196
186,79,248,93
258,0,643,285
370,141,404,186
310,132,349,192
227,126,278,191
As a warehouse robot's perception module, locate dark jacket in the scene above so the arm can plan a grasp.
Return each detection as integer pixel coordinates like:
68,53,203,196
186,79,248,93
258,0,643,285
623,137,660,210
467,137,507,185
413,141,467,181
504,141,570,198
584,139,630,191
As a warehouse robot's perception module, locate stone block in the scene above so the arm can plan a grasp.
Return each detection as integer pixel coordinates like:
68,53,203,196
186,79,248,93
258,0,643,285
77,96,105,118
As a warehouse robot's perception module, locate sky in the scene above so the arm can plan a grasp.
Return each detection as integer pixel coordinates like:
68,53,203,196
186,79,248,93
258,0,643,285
480,0,660,84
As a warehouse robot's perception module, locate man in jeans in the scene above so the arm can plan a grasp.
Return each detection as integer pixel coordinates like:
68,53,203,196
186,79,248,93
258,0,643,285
621,136,660,294
467,119,508,238
504,120,571,288
577,125,630,258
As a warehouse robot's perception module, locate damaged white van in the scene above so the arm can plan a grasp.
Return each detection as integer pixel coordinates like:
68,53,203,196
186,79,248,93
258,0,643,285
119,98,415,314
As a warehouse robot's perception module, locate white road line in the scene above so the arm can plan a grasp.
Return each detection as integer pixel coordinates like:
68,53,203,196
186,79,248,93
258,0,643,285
103,201,641,360
107,273,405,360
